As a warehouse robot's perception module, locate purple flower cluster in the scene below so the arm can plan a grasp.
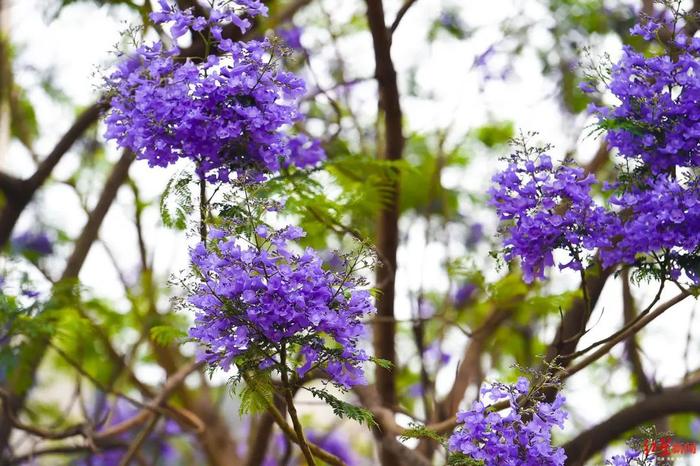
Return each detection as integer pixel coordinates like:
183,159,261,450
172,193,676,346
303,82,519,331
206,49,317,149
104,0,324,182
448,378,567,465
492,16,700,283
188,225,374,388
489,153,614,282
601,175,700,272
603,21,700,172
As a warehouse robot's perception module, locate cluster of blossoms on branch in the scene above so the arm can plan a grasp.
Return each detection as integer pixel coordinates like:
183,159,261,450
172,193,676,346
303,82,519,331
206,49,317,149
188,223,374,388
489,148,615,282
448,378,567,465
104,0,324,182
490,16,700,283
104,0,374,394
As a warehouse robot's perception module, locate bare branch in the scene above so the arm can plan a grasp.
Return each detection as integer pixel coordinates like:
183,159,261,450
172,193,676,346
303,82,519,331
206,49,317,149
563,389,700,465
390,0,419,34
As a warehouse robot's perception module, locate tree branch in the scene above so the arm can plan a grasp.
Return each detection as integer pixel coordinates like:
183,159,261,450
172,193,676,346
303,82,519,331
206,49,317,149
365,1,404,461
390,0,419,34
563,389,700,465
0,103,104,247
622,269,654,395
564,291,690,379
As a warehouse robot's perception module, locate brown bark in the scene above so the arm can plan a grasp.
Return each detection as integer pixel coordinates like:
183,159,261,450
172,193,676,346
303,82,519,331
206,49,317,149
563,390,700,465
364,2,404,464
622,269,654,396
440,306,513,418
0,103,104,247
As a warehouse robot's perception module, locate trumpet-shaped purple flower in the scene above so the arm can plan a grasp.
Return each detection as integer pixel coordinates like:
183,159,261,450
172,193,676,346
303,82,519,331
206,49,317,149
602,20,700,173
489,152,615,282
448,378,567,465
104,1,324,182
188,225,374,388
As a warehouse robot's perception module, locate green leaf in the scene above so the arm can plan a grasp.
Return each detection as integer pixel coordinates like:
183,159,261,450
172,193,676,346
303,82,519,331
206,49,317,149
160,171,194,230
238,372,275,415
370,357,393,369
400,423,446,443
474,121,514,147
305,387,376,428
150,325,186,346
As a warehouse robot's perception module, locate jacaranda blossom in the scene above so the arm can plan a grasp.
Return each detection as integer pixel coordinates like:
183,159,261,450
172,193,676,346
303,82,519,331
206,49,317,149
188,225,374,388
104,1,324,182
448,378,567,465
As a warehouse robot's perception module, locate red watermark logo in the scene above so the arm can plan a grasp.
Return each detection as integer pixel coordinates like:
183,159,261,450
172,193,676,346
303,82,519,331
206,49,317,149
643,436,697,457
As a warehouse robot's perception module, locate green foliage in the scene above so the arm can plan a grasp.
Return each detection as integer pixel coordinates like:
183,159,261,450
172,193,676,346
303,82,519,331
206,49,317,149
305,387,376,428
237,372,276,416
369,356,393,369
150,324,186,346
400,423,446,444
399,133,470,219
160,171,194,230
0,293,53,389
447,452,485,466
474,121,514,148
10,87,39,150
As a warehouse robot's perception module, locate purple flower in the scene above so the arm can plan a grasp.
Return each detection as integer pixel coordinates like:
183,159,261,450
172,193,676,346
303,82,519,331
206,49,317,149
11,231,53,256
449,380,567,465
489,152,616,282
277,26,303,51
188,224,375,388
104,2,324,182
453,282,477,308
307,430,357,465
74,397,182,465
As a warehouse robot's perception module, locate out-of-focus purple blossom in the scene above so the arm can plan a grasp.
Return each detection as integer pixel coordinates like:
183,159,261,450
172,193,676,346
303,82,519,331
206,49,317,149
256,428,357,465
277,26,303,51
408,382,424,397
188,225,375,388
473,45,495,69
466,222,484,248
74,397,182,465
11,231,53,256
438,10,466,34
423,341,450,369
692,418,700,438
307,430,357,465
448,378,567,465
418,300,435,318
453,282,477,308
